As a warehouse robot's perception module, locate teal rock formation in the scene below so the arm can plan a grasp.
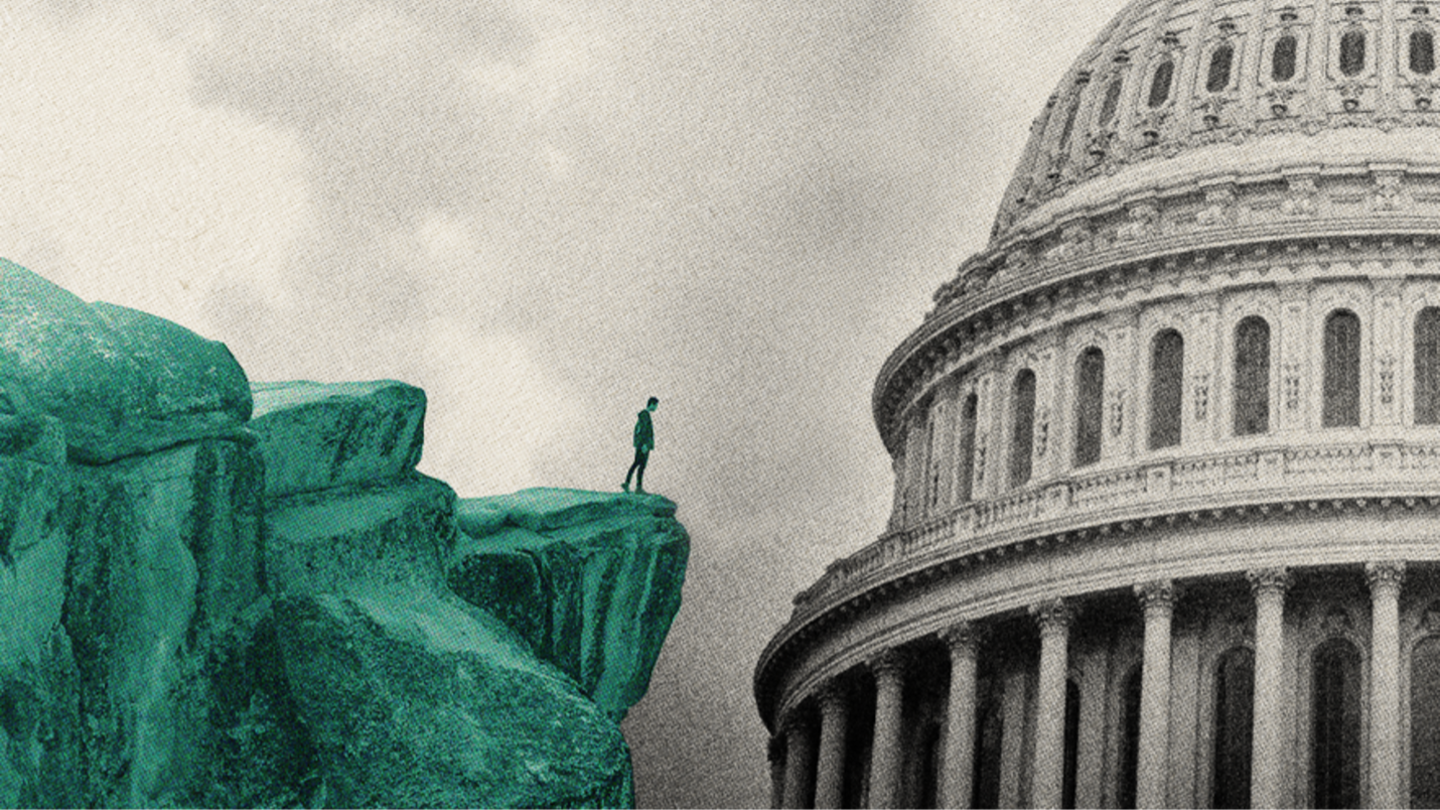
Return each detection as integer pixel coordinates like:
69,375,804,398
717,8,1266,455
0,261,687,808
449,490,688,718
0,260,251,464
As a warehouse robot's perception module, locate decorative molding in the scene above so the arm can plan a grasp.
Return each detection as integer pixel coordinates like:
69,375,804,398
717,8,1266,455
1031,598,1074,636
938,621,982,657
1365,560,1407,596
1135,579,1176,616
1247,567,1292,598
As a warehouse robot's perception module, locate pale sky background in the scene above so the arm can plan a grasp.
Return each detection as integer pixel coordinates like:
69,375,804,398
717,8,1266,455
2,1,1131,806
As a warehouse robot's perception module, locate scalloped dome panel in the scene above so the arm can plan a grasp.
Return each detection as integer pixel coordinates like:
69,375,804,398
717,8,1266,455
993,0,1440,243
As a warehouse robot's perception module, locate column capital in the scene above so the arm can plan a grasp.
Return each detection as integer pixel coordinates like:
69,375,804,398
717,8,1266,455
938,621,982,656
868,648,909,683
1135,579,1176,616
779,704,815,736
1366,560,1407,595
1246,567,1292,598
816,680,849,713
1030,597,1074,637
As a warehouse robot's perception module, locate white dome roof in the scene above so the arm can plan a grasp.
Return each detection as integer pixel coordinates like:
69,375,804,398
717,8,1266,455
993,0,1440,243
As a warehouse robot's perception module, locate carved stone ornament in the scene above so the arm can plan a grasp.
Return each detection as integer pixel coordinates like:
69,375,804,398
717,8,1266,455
1135,580,1176,615
1374,173,1405,212
939,621,981,656
1365,560,1407,596
1193,375,1211,421
1282,175,1318,216
816,680,849,712
1030,598,1074,636
868,648,908,682
1247,567,1292,597
1379,355,1397,405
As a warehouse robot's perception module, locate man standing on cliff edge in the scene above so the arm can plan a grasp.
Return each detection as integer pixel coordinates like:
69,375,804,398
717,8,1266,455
622,397,658,494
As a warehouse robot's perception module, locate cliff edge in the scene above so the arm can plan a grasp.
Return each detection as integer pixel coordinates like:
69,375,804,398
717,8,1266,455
0,260,689,807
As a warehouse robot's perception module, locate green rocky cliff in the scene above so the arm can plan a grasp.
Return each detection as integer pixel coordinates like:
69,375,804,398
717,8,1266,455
0,259,688,808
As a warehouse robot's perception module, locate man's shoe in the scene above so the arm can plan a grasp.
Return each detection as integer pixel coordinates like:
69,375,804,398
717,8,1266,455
621,483,630,492
635,487,646,494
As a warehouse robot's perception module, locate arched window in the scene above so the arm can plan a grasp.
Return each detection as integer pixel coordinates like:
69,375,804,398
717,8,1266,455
1234,317,1271,436
1418,308,1440,424
1412,635,1440,807
1148,59,1175,107
1272,34,1299,81
1099,79,1124,128
957,392,979,502
1323,310,1362,427
971,687,1004,809
1074,348,1105,467
1118,665,1143,809
1212,647,1255,810
1340,29,1367,76
1415,29,1437,74
1057,94,1082,157
1207,43,1235,91
1149,329,1184,449
1010,370,1037,487
1063,679,1081,809
924,410,942,511
1312,639,1362,808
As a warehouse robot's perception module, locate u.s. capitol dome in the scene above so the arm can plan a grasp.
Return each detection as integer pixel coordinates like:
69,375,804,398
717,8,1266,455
755,1,1440,807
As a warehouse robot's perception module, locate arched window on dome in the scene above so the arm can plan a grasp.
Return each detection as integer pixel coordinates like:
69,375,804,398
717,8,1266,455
1207,43,1235,92
1322,310,1361,427
1009,370,1037,488
1414,28,1437,74
1312,639,1362,808
1063,679,1081,809
956,392,979,502
1340,29,1367,76
1149,329,1184,449
1074,348,1105,467
1056,93,1082,160
1212,647,1254,810
1411,634,1440,806
1118,665,1143,809
971,680,1004,809
924,408,943,512
1417,308,1440,424
1234,316,1271,436
1098,78,1124,128
1148,59,1174,107
1272,34,1299,81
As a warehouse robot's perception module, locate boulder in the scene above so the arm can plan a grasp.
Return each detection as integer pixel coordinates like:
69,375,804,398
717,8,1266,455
274,591,633,808
0,260,251,464
249,380,426,498
449,489,689,717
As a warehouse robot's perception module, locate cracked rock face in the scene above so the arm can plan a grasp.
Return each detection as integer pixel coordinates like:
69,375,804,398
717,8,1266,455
0,263,687,808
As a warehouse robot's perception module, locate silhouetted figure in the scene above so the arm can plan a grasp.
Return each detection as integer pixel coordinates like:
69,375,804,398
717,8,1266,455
623,397,658,493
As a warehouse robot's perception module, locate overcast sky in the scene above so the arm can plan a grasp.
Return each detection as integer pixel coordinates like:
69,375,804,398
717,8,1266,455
4,1,1131,805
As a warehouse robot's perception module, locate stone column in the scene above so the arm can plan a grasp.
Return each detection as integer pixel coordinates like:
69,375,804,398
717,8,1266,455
1135,580,1175,809
1030,599,1073,809
814,683,849,809
770,735,787,809
1367,561,1406,809
938,623,980,809
869,650,908,809
782,709,817,809
1247,568,1291,810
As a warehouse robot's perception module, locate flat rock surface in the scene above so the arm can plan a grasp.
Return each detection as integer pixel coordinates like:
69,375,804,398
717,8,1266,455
0,260,251,464
249,380,426,498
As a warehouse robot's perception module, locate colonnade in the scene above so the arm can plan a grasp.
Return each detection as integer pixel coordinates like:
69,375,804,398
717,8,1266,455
769,562,1410,809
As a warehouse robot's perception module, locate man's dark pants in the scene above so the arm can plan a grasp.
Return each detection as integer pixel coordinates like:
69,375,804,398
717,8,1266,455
625,449,649,491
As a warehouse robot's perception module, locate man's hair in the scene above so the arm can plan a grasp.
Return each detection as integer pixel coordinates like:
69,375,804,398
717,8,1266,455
647,396,659,407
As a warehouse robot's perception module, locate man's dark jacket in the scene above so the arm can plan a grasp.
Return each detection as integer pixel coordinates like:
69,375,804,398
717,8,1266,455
633,410,654,450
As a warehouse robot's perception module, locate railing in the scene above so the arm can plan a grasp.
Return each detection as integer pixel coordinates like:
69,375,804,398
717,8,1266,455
792,439,1440,618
